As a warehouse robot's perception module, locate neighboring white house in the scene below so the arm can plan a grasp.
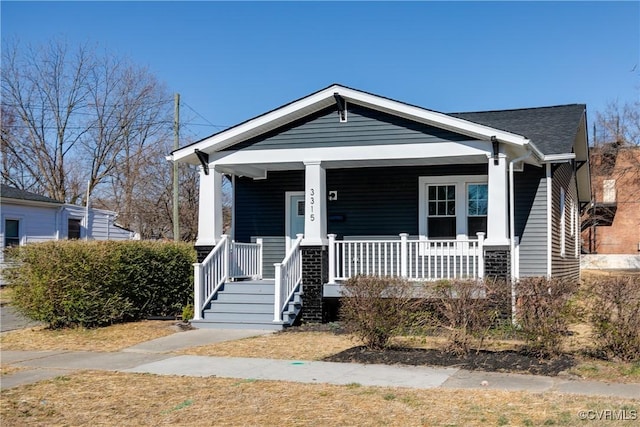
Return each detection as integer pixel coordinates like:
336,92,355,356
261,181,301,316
1,184,135,265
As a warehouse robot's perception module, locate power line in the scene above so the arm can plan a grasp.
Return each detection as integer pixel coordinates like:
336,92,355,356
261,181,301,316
180,100,228,130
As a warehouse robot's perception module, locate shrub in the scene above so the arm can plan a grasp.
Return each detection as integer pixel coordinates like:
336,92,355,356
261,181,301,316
429,278,507,355
340,275,418,349
515,276,578,358
6,240,195,328
587,275,640,362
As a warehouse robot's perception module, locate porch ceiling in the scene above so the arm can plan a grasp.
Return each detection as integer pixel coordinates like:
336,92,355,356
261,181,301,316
211,138,503,178
216,154,492,178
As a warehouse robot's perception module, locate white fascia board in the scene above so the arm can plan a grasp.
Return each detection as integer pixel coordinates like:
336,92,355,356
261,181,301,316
1,198,62,209
540,153,575,163
210,140,489,168
173,84,532,164
172,86,340,163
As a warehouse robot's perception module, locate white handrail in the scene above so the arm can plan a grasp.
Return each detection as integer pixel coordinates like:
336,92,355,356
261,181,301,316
193,236,264,320
273,233,303,323
329,233,486,282
229,239,263,279
193,235,230,319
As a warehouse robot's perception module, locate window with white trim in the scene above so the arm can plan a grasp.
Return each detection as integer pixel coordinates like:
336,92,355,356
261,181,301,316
427,184,456,238
467,183,488,237
68,218,82,240
4,219,20,247
419,175,488,240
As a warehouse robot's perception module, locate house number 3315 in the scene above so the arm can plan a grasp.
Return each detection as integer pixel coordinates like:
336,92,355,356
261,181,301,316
309,188,315,221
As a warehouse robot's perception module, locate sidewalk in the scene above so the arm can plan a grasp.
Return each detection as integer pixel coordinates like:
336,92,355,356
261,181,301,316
2,328,639,398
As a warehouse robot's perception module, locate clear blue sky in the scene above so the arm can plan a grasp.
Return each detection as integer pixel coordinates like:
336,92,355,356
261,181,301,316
2,1,639,143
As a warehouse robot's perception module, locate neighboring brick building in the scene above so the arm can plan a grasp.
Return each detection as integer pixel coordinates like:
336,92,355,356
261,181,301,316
582,145,640,254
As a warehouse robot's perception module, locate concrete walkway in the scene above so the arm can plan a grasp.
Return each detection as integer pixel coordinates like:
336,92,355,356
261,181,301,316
2,327,639,399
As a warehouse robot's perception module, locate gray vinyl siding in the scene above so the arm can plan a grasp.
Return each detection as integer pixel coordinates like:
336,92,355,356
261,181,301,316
514,165,548,277
234,164,487,242
235,170,305,242
551,162,580,281
225,105,475,151
251,236,285,279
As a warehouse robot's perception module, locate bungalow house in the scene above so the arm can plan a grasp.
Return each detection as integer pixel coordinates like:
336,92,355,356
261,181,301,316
170,84,590,329
0,184,135,267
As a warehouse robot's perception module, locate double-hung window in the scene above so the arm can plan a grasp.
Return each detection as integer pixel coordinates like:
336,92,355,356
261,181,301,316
419,175,488,240
4,219,20,247
467,183,488,237
427,185,456,238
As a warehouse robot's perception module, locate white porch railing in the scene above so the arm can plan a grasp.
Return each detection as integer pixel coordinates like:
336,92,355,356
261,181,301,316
193,235,263,320
328,233,485,283
229,239,263,279
273,233,303,323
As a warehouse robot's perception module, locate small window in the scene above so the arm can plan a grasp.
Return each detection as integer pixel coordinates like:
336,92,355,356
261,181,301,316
296,200,305,216
4,219,20,247
467,184,488,237
428,185,456,238
68,218,82,240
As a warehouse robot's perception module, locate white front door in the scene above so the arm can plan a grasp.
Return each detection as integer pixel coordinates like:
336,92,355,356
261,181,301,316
286,192,305,251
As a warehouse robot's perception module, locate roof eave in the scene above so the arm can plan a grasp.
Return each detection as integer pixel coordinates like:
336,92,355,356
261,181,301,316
171,84,531,164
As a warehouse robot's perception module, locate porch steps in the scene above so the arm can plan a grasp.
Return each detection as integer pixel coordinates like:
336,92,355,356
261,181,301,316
191,280,302,331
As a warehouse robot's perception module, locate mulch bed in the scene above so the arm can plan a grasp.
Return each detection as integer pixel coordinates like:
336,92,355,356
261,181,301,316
323,346,576,376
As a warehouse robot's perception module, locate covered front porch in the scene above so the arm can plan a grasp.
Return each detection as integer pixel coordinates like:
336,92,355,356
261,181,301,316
192,229,489,328
172,85,538,327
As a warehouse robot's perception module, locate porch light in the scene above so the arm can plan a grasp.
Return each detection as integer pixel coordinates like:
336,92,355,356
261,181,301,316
491,136,500,165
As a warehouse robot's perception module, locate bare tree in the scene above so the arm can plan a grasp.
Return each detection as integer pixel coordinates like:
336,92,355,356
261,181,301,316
2,39,93,202
1,38,172,204
2,38,217,241
594,99,640,147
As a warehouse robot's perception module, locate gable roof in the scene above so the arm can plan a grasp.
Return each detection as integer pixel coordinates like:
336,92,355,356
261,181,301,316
452,104,586,156
1,184,62,205
171,84,587,166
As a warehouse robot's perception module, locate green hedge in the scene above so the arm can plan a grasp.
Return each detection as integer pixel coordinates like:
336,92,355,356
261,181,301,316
5,240,196,328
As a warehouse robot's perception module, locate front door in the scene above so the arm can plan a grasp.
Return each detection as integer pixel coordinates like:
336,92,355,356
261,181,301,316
286,192,305,251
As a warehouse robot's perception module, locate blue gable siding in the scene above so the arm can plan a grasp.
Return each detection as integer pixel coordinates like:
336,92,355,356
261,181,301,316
224,105,474,151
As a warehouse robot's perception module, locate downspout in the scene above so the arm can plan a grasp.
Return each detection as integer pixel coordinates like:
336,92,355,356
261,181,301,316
231,174,236,241
55,206,64,240
509,149,532,325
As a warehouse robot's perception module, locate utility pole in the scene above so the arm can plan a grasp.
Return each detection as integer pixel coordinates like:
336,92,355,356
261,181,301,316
173,93,180,241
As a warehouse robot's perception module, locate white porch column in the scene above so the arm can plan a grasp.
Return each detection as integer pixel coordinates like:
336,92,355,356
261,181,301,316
195,167,223,246
302,160,327,246
485,153,510,246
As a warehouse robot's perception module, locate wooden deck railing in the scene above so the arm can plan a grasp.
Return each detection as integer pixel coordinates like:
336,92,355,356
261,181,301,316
328,233,485,283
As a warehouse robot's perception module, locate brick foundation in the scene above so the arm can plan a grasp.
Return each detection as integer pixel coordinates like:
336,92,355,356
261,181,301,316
484,247,510,281
300,246,328,323
195,245,215,263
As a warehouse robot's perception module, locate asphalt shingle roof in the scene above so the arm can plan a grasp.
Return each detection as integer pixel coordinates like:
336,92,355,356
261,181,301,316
1,184,62,204
452,104,586,155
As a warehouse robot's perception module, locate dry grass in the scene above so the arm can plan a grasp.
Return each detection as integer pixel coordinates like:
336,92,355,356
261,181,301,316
0,320,178,352
1,365,25,376
1,371,637,426
0,286,15,305
178,331,359,360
